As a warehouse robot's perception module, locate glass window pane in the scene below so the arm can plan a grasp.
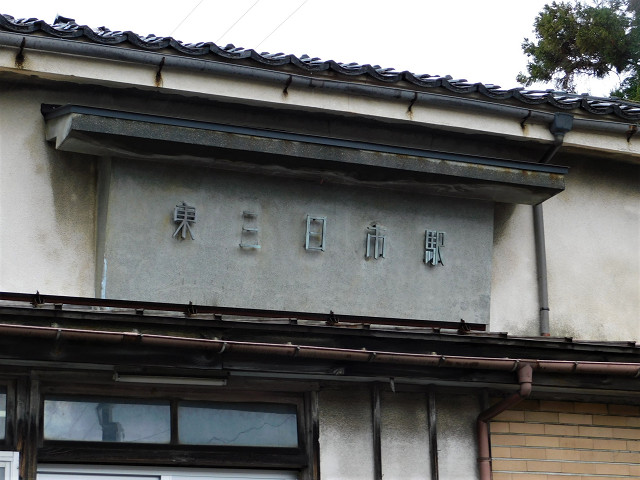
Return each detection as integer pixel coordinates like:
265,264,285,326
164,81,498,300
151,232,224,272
0,390,6,440
178,402,298,447
44,398,170,443
0,466,5,480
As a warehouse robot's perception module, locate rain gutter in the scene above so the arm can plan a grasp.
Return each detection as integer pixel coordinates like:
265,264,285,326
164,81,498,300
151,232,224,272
1,323,639,377
0,32,637,138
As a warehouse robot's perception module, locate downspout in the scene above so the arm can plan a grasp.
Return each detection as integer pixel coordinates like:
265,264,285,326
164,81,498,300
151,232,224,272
477,363,533,480
535,113,573,336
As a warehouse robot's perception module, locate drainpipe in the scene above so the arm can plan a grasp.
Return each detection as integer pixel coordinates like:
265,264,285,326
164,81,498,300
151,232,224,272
477,363,533,480
535,113,573,336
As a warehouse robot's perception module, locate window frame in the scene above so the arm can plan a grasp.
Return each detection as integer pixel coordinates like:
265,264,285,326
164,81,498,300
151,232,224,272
0,386,7,444
38,383,308,470
42,396,172,444
38,463,298,480
0,382,15,449
0,452,19,480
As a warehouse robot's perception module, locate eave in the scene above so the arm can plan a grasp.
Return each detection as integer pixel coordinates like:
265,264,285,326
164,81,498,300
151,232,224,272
0,293,639,399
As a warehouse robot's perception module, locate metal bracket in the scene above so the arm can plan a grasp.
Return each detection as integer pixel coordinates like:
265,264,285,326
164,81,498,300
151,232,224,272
520,110,532,129
283,75,293,95
155,57,165,86
407,92,418,113
15,37,26,68
457,319,470,335
185,301,198,316
32,291,44,307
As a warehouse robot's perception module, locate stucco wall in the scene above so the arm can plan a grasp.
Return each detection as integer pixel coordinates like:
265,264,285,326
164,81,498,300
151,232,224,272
0,88,95,295
380,391,431,480
491,157,640,341
436,392,481,480
319,388,374,479
319,388,433,480
490,204,539,336
99,158,494,322
545,158,639,340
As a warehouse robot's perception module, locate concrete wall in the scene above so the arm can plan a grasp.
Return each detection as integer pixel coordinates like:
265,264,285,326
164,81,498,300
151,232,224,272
99,158,494,322
491,157,640,341
0,88,96,296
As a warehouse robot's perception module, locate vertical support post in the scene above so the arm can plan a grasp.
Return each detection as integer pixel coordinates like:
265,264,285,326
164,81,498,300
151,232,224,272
15,377,28,480
372,383,382,480
16,376,39,480
5,381,16,449
170,400,179,445
27,377,40,479
302,391,320,480
427,389,439,480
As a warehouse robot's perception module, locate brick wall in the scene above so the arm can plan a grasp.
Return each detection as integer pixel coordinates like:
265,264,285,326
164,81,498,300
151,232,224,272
490,400,640,479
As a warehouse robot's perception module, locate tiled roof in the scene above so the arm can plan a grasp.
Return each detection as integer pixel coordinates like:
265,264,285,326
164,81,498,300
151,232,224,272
3,13,640,121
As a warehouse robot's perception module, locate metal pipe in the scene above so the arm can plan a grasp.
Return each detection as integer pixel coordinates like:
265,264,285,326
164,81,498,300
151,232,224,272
0,32,636,139
1,323,639,377
535,114,574,336
477,364,533,480
533,203,550,336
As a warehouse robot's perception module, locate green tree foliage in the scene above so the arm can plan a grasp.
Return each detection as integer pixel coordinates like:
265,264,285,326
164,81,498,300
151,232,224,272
518,0,640,101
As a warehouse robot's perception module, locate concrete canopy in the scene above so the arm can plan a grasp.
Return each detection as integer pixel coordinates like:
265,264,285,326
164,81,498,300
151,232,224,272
43,104,567,205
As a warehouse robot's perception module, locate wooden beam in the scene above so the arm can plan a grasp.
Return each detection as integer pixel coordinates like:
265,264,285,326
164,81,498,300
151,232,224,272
38,445,307,468
302,390,320,480
16,376,39,480
15,377,27,480
372,383,382,480
3,381,16,449
427,389,439,480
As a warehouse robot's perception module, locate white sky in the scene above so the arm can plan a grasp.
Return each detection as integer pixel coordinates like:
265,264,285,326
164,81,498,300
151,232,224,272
5,0,623,96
